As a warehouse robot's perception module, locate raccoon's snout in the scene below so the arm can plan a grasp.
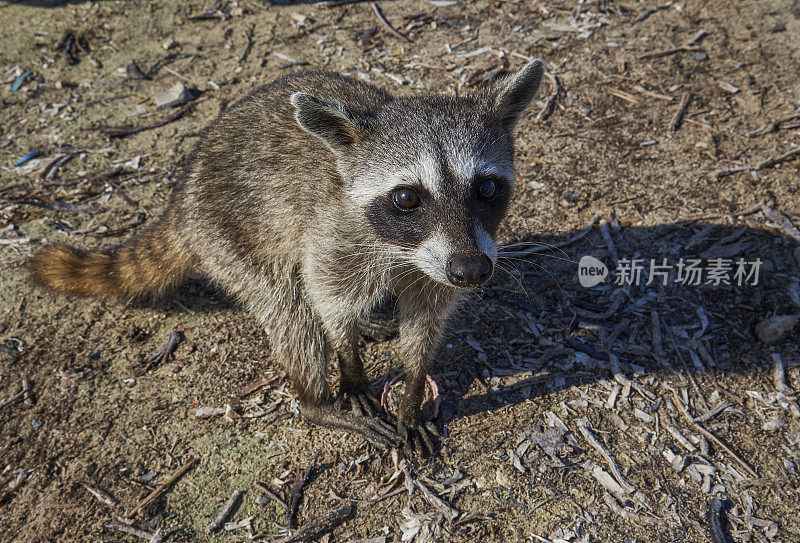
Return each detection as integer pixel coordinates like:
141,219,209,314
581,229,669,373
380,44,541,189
446,254,493,287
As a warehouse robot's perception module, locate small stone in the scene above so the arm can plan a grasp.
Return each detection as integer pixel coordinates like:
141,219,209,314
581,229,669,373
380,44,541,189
152,82,195,109
162,38,176,50
754,314,800,345
690,51,709,61
762,415,785,432
717,81,740,94
14,157,46,175
124,155,141,170
139,470,157,483
494,467,514,488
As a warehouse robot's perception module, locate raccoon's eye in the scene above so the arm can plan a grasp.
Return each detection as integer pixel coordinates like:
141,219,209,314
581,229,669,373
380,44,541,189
477,179,497,201
393,188,420,210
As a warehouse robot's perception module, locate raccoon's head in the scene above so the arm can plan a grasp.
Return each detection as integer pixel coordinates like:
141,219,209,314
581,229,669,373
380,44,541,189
291,59,544,288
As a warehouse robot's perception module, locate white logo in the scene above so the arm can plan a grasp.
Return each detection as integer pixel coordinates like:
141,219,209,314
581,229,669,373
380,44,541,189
578,255,608,287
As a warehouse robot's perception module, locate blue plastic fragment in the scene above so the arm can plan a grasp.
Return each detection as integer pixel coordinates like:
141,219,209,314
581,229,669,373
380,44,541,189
10,71,33,92
15,150,39,167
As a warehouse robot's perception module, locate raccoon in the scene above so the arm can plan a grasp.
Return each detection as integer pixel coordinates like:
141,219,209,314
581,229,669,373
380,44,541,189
29,58,545,455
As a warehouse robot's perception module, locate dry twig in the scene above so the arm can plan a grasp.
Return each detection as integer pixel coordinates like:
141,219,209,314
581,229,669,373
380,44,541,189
635,5,669,23
761,204,800,243
608,88,640,104
130,457,197,517
755,147,800,171
638,45,699,60
272,505,353,543
239,25,254,63
93,104,193,139
599,218,619,265
576,418,636,494
632,84,673,101
536,71,563,122
207,490,243,533
106,520,154,540
0,391,23,409
669,93,692,131
747,114,800,137
319,0,369,6
255,481,288,509
371,3,411,42
287,456,318,529
671,391,757,478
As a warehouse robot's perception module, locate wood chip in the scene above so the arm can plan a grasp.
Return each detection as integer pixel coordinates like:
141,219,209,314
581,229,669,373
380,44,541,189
603,492,660,525
589,463,629,496
84,482,118,508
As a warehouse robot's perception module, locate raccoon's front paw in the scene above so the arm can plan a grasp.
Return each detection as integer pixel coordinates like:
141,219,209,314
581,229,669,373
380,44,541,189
302,402,399,450
397,420,440,458
337,389,394,422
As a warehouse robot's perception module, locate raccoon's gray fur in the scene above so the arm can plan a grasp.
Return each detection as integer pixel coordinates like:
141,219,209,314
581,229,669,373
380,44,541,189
29,58,545,454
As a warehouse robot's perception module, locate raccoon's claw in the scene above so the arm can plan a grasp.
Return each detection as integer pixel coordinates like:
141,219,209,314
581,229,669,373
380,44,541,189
347,390,377,417
398,420,440,458
303,403,399,450
344,391,397,428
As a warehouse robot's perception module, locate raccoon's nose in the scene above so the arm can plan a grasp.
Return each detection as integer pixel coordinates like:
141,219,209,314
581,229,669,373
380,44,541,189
446,254,493,287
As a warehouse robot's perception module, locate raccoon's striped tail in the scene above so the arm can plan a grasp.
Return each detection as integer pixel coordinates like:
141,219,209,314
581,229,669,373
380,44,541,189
27,216,196,300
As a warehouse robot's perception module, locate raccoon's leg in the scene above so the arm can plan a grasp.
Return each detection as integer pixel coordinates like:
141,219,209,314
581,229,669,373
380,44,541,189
325,322,391,422
242,267,397,449
395,284,460,456
303,284,396,427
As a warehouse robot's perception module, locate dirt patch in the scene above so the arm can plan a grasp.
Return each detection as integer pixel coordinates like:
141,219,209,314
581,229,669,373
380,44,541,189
1,0,799,542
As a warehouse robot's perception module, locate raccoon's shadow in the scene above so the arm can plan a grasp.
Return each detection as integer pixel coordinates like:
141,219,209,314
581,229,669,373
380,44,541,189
128,217,799,424
433,219,799,423
126,276,238,315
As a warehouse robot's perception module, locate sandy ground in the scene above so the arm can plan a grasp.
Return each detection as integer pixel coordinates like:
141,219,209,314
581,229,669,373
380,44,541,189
1,0,799,541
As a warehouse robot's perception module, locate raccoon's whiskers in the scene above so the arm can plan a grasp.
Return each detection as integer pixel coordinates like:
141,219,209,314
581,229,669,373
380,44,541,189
498,252,577,266
517,259,568,306
494,261,532,303
499,240,573,261
395,270,432,301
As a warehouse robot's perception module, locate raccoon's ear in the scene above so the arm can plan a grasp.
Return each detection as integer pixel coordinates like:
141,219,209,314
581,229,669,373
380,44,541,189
490,58,545,130
290,92,364,155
